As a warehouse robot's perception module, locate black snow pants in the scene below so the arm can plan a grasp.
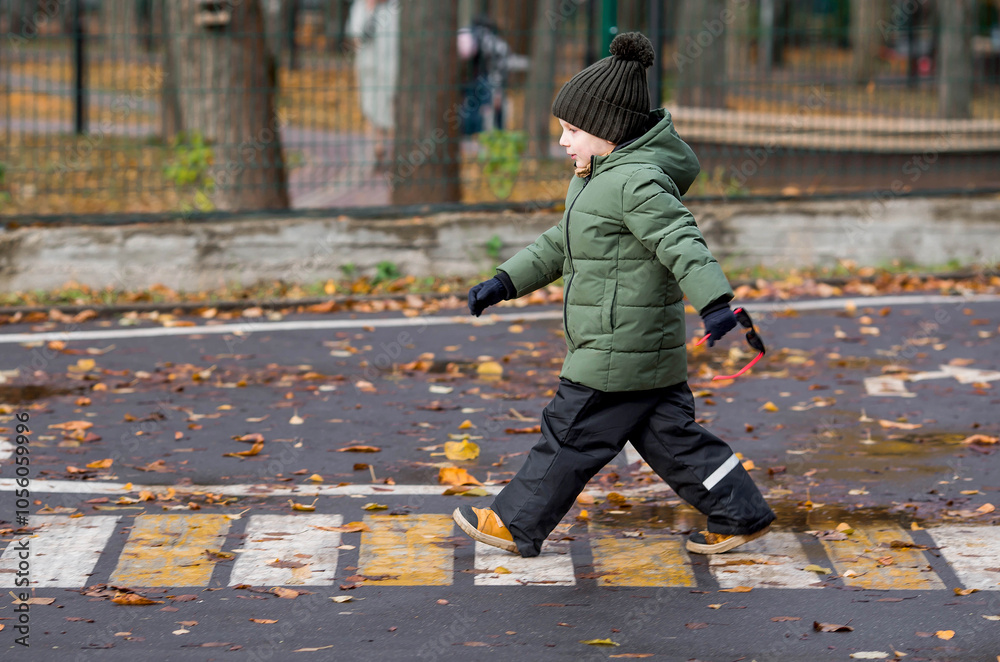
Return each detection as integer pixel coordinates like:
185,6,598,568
490,378,776,558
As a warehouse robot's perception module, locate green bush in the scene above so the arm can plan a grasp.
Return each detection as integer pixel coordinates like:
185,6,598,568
478,130,527,200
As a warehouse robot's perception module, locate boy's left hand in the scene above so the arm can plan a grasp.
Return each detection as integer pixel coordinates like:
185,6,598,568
700,305,737,347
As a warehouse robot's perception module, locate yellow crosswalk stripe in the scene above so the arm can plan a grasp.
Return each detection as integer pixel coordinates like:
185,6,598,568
358,514,453,585
110,514,231,587
818,523,945,591
588,524,696,587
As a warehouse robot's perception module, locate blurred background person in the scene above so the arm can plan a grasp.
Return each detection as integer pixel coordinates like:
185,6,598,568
457,14,514,136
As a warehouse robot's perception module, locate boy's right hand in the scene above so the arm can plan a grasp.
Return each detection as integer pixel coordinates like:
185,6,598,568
468,277,507,317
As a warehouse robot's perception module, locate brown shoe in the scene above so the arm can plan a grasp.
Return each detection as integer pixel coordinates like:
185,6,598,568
685,524,772,554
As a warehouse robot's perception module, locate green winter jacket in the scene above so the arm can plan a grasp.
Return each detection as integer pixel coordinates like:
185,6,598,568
497,108,733,392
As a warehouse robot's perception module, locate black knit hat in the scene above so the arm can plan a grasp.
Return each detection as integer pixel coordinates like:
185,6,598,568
552,31,655,144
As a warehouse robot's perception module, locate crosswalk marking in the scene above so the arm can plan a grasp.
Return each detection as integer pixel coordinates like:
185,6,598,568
358,514,454,585
110,514,231,588
708,532,823,589
0,515,119,588
474,540,575,586
927,525,1000,591
589,525,696,587
228,515,343,587
819,524,946,591
7,514,1000,590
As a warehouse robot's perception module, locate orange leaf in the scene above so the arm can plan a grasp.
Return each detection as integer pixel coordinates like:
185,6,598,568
935,630,955,640
249,618,278,624
49,420,93,431
312,521,370,533
718,586,753,593
505,425,541,434
112,593,163,606
234,433,265,443
85,458,113,470
336,445,381,453
272,587,299,599
438,466,482,486
223,441,263,458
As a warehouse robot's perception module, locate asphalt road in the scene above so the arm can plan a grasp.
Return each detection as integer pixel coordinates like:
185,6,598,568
0,294,998,661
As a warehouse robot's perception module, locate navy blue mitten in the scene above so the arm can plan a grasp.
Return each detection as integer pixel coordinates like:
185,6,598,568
700,303,737,348
468,277,509,317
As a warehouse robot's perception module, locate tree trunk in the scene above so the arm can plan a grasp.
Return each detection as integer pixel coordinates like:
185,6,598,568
103,0,138,53
164,0,289,211
617,0,644,32
675,0,727,108
850,0,881,84
525,0,560,159
726,0,752,84
939,0,974,119
490,0,532,55
8,0,40,38
390,0,460,205
262,0,295,68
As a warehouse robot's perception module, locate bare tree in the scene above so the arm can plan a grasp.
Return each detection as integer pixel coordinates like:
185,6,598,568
490,0,532,57
390,0,461,205
524,0,560,159
939,0,974,119
726,0,752,84
850,0,884,84
675,0,727,108
164,0,289,211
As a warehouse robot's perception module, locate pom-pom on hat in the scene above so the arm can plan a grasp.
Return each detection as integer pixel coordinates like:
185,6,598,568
551,31,655,144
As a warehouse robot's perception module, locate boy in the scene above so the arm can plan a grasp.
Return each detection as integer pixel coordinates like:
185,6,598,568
454,32,775,558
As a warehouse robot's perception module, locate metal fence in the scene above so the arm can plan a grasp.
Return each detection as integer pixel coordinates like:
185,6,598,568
1,0,999,222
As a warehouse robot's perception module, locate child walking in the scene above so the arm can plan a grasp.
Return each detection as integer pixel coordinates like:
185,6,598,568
453,32,775,558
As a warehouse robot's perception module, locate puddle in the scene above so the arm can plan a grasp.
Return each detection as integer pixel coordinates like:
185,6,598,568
0,384,77,403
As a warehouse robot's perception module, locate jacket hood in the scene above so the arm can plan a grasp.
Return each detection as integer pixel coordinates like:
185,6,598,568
595,108,701,196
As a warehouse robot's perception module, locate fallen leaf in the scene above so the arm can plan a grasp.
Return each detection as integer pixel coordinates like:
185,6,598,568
223,441,263,458
961,434,998,445
308,474,323,483
249,619,278,624
935,630,955,640
761,402,779,412
289,414,304,425
954,588,978,596
708,604,724,609
718,586,753,593
493,566,512,574
272,587,300,599
112,594,162,606
336,445,381,453
982,615,1000,621
685,622,709,630
204,550,235,561
457,419,475,430
803,564,832,574
878,419,921,430
313,522,369,533
580,639,620,647
505,425,541,434
85,458,113,470
477,361,503,377
444,439,480,461
294,645,335,652
976,503,995,514
331,596,352,603
771,617,801,622
849,653,889,660
813,621,853,633
288,499,318,512
439,466,482,486
362,503,388,511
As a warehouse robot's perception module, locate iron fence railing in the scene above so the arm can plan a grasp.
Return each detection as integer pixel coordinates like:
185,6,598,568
1,0,998,221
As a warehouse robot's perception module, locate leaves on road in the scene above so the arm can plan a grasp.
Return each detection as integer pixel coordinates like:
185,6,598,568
813,621,854,632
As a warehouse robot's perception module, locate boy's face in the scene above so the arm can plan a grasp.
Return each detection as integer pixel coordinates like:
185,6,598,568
558,119,615,169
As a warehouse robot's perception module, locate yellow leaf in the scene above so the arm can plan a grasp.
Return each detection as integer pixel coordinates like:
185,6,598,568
458,419,475,430
68,358,96,372
224,441,264,457
761,402,779,412
444,439,480,461
308,474,323,483
741,460,756,471
804,564,832,574
362,502,388,511
458,487,489,497
288,499,318,512
934,630,955,640
439,466,482,486
85,458,113,470
576,509,590,521
719,586,753,593
477,361,504,377
580,639,620,647
493,566,512,574
954,588,978,596
835,522,854,533
910,522,924,531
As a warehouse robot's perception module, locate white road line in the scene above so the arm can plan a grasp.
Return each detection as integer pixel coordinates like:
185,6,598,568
0,294,997,344
707,532,823,589
0,515,120,588
0,478,675,499
474,540,576,586
228,514,344,587
927,525,1000,591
